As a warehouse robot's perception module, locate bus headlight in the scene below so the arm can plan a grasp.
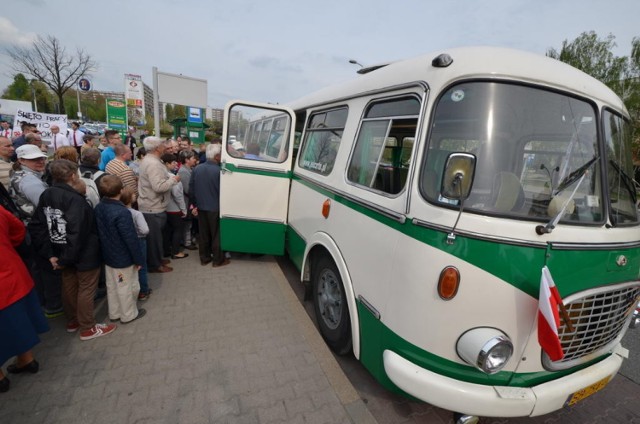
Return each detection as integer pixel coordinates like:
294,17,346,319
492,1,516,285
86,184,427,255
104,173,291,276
456,328,513,374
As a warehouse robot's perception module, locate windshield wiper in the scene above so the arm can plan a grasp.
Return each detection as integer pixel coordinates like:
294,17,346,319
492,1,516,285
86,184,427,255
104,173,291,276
536,156,598,235
609,160,637,204
554,156,598,195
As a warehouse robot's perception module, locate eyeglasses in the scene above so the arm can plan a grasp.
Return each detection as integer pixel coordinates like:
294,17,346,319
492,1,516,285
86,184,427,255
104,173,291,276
23,157,47,162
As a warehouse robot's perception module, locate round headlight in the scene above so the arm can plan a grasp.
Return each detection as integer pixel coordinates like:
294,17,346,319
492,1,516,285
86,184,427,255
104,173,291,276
478,336,513,374
456,328,514,374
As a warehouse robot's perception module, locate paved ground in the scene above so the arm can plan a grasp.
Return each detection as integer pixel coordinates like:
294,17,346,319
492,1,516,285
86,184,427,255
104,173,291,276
0,255,376,424
3,253,639,424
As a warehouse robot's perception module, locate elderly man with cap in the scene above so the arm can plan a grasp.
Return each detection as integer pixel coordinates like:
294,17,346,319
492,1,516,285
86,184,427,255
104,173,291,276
10,144,64,319
9,144,48,223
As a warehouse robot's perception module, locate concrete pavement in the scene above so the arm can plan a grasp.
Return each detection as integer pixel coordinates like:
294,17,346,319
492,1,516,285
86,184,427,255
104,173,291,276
0,255,377,424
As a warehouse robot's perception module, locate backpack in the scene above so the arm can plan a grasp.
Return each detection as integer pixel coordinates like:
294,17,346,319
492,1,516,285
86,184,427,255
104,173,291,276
81,171,101,208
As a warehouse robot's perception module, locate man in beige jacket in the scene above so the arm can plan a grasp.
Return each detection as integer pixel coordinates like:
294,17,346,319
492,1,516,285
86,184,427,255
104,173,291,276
137,137,180,273
0,136,14,189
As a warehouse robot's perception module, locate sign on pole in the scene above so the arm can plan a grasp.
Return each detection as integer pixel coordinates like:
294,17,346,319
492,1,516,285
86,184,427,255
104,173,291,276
106,98,128,139
187,107,203,124
124,74,146,126
78,78,92,92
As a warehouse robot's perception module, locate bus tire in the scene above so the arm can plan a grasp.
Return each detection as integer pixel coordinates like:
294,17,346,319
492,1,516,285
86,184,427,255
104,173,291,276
312,254,352,355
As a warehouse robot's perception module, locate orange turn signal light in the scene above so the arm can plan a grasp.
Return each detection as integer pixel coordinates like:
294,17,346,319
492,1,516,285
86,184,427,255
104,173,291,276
438,266,460,300
322,199,331,218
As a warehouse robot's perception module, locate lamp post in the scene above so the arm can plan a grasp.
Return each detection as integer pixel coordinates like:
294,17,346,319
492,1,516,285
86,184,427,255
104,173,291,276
348,59,364,69
30,79,38,112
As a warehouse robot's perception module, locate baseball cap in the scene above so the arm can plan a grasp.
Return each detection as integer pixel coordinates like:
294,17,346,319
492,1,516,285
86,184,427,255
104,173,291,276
16,144,47,160
232,141,244,151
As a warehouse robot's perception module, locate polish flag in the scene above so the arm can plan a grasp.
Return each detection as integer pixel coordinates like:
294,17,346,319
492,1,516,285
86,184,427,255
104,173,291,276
538,266,564,361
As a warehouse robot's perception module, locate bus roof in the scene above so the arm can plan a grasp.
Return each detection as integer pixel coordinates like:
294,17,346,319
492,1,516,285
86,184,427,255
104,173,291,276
287,46,628,117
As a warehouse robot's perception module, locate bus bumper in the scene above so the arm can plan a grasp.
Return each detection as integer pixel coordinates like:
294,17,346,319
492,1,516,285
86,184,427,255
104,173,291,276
383,348,625,417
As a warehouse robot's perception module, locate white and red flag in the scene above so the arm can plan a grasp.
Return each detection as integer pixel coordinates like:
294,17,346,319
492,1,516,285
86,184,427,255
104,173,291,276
538,266,565,361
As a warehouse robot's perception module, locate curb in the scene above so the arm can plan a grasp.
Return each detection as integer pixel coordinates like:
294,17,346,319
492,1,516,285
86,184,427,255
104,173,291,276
267,259,378,424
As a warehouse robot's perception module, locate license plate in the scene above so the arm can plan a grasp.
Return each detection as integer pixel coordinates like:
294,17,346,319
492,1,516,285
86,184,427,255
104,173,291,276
564,376,611,407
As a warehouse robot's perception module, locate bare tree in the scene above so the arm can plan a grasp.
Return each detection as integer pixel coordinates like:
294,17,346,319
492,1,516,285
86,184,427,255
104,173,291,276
5,35,96,114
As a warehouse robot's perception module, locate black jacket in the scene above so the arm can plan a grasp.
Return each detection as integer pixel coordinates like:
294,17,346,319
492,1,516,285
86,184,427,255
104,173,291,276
28,183,101,271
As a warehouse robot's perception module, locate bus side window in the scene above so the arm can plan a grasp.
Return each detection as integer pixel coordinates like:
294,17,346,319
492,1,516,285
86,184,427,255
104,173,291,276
347,96,420,195
298,108,348,176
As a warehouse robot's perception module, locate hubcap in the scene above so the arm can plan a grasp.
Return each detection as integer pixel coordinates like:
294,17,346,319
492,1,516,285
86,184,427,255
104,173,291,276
317,268,342,330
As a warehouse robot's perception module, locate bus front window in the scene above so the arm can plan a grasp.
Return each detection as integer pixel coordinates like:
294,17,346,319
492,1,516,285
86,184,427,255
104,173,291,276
420,81,605,225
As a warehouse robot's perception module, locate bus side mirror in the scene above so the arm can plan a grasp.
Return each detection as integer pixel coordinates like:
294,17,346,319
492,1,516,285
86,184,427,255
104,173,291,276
441,153,476,200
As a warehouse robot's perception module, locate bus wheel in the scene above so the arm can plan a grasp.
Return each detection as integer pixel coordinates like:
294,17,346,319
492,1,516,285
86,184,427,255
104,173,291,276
312,255,352,355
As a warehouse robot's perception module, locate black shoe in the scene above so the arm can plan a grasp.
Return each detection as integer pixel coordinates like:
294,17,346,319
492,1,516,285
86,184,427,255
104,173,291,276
184,245,198,250
7,360,39,374
0,376,10,393
200,258,212,266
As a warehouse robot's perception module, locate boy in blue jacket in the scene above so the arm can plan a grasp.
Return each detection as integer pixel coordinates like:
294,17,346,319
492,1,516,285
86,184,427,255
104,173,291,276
94,175,146,324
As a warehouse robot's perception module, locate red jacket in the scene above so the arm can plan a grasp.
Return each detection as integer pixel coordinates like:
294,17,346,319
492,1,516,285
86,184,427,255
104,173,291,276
0,207,33,309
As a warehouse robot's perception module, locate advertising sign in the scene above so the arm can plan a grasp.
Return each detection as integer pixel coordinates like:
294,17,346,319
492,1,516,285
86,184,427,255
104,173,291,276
124,73,145,126
12,109,68,143
106,98,128,139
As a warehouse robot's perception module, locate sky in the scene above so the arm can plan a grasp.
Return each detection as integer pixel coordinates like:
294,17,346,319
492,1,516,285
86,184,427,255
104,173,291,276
0,0,639,110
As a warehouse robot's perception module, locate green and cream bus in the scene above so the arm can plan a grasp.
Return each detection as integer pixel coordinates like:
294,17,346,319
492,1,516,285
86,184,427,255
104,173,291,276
219,47,640,421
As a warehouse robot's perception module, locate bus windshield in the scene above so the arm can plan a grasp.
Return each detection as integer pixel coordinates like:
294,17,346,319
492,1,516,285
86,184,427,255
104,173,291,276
421,81,609,225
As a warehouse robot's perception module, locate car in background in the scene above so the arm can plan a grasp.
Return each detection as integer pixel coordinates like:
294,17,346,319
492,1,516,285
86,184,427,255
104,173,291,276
81,123,106,136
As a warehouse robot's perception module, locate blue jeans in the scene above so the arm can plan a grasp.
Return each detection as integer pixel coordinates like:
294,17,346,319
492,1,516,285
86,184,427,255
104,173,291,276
138,238,149,294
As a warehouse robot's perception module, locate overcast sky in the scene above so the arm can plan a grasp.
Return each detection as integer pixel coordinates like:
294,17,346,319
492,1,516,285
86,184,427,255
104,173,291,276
1,0,638,110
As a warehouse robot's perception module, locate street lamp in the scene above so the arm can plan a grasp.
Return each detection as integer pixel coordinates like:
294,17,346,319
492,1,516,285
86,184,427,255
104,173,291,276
30,79,38,112
348,59,364,69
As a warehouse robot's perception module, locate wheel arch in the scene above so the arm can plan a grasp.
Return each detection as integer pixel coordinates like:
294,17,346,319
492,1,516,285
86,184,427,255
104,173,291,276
301,232,360,359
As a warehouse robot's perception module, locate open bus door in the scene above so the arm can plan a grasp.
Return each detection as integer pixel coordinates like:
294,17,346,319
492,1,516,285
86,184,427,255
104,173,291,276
220,101,296,255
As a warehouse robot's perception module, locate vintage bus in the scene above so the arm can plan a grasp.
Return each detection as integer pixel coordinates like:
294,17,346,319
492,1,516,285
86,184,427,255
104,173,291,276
219,46,640,422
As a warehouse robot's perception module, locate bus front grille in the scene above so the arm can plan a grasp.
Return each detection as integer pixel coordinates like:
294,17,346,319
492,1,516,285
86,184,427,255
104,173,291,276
543,282,640,371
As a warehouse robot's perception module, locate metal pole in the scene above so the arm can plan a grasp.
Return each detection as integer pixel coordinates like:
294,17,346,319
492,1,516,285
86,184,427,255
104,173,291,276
76,88,81,120
30,80,38,112
153,67,160,137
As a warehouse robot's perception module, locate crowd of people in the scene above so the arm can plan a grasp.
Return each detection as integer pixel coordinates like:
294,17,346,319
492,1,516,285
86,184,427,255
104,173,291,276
0,120,227,393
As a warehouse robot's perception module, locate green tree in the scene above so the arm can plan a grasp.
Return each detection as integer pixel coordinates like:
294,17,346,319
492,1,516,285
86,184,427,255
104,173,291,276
2,74,57,113
5,35,96,114
2,73,31,100
205,119,223,136
548,32,640,155
165,104,174,121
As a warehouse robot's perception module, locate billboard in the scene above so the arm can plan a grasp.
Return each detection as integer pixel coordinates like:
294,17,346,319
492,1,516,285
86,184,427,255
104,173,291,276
124,73,145,126
157,71,207,108
106,98,128,139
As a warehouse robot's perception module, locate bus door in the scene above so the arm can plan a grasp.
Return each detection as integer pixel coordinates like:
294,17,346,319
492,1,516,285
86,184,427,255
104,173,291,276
220,101,296,255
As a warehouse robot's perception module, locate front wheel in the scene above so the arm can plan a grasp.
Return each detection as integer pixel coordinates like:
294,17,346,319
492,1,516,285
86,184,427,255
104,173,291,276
312,254,352,355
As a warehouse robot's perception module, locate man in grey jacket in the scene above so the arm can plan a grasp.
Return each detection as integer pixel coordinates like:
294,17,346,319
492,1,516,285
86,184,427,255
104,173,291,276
137,137,180,273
